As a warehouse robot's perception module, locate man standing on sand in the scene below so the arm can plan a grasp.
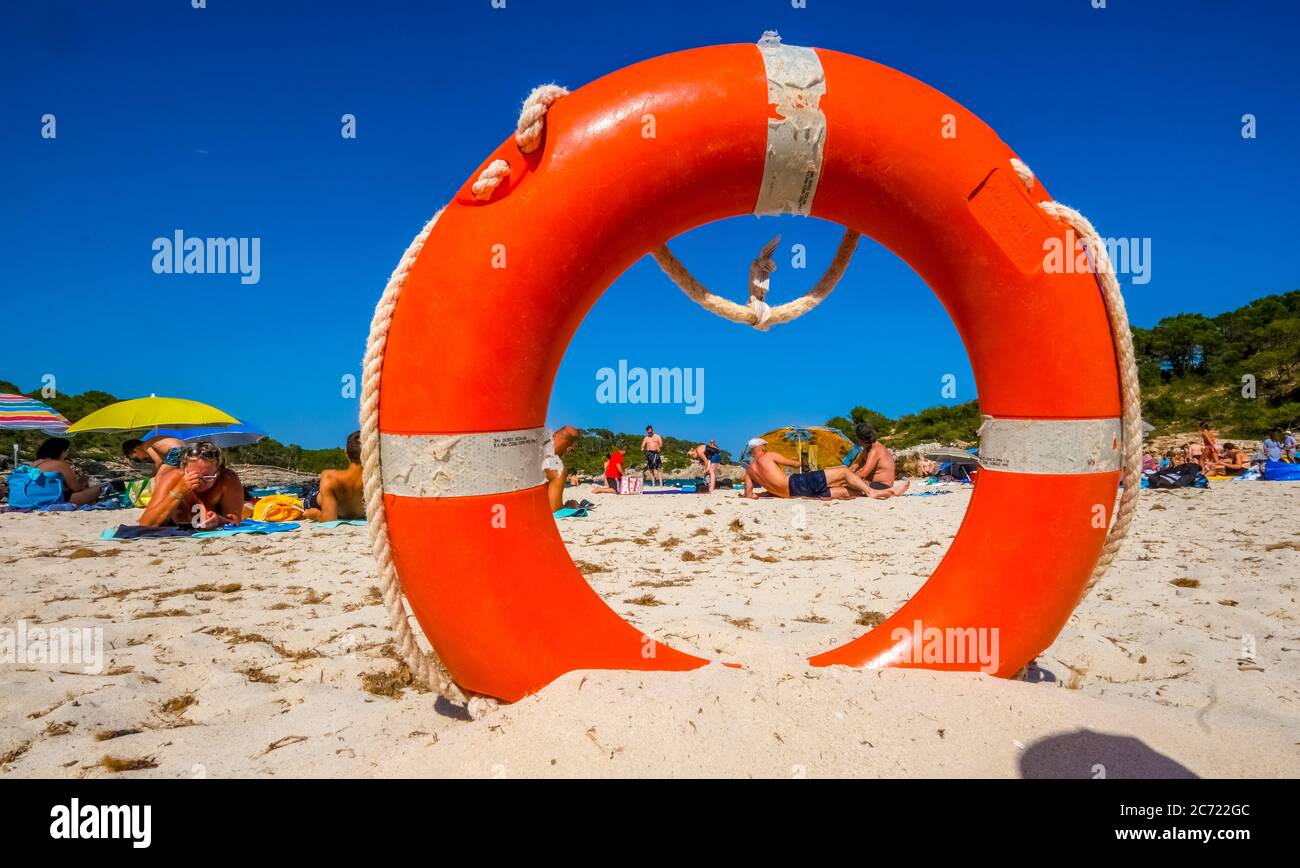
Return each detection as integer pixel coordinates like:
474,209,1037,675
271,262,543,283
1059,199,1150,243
847,422,910,498
304,431,366,522
743,438,899,499
641,425,664,487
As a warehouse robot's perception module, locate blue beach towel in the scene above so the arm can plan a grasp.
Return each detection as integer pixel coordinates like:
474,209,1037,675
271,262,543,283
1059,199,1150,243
193,520,300,538
101,519,301,540
315,518,367,528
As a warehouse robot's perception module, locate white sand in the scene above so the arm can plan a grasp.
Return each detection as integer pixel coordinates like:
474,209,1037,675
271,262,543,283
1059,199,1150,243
1,481,1297,778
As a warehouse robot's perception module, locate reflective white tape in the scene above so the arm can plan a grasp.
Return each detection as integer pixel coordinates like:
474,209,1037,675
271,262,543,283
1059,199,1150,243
754,33,826,217
978,417,1122,475
380,428,547,498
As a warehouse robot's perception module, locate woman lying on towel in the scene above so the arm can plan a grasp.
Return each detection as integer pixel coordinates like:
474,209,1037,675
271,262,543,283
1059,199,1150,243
138,441,245,530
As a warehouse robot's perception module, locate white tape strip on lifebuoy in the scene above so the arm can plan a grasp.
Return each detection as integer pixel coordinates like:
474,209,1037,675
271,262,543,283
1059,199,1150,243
380,428,548,498
754,33,826,217
978,417,1122,475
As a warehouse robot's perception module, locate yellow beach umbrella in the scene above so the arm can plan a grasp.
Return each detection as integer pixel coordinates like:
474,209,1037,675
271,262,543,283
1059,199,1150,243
745,425,856,471
66,395,240,434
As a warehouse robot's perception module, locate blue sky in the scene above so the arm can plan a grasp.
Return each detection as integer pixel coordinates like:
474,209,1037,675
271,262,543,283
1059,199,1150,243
2,0,1296,452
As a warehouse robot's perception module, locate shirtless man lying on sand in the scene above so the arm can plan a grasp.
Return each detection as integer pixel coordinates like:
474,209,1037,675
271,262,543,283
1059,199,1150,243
304,431,366,522
743,437,894,500
847,422,910,498
138,441,245,530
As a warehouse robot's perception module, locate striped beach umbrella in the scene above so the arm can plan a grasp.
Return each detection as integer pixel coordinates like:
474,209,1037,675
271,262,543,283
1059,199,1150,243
0,394,71,433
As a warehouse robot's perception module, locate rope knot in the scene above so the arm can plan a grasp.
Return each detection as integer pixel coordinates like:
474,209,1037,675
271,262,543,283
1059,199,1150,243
747,235,781,329
516,84,569,154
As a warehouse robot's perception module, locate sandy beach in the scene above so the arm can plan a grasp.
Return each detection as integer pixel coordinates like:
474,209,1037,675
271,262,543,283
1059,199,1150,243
2,481,1297,778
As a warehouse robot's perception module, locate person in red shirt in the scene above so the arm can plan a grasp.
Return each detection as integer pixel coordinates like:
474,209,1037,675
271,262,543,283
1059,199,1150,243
593,449,624,494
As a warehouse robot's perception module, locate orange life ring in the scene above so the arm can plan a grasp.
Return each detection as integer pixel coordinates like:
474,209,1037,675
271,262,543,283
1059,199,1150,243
371,38,1122,702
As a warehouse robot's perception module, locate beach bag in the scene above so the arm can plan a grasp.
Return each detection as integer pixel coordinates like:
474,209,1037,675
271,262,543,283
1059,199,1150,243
6,465,65,508
1148,463,1203,489
251,494,304,522
123,477,155,507
1262,460,1300,481
618,476,642,495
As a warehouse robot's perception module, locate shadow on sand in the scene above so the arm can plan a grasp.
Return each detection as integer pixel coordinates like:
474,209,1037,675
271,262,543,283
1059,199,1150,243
1019,729,1199,779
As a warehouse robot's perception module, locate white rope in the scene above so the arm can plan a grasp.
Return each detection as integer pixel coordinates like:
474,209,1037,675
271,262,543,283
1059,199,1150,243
469,84,571,201
651,229,863,330
516,84,569,153
359,211,469,706
361,82,571,712
1009,157,1142,593
471,159,510,201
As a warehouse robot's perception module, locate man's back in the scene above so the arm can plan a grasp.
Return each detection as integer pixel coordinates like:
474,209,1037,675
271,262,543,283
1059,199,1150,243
318,464,365,520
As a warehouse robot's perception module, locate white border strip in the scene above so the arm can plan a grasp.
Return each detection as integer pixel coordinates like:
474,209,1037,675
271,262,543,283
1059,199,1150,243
754,34,826,217
979,417,1122,475
380,428,547,498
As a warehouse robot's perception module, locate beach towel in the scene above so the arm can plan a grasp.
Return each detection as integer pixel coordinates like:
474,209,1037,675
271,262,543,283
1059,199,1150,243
6,465,65,509
193,519,300,538
315,518,367,528
103,525,195,540
102,519,300,540
553,507,588,518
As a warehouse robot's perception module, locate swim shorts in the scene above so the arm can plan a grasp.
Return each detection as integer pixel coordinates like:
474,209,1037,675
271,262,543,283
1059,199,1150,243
788,469,831,498
645,450,661,470
867,480,889,491
606,476,621,493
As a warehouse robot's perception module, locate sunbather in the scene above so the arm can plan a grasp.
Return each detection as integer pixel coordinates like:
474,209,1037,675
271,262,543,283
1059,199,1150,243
743,437,894,499
545,425,579,511
847,423,910,497
32,437,102,506
138,441,244,529
1220,443,1250,474
121,435,189,476
304,431,366,522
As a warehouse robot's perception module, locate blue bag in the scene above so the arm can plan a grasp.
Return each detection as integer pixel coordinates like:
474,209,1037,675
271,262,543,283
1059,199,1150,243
6,465,66,509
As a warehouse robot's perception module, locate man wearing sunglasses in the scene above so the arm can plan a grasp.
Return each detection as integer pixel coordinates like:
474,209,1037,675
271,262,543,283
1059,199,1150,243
138,441,245,530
